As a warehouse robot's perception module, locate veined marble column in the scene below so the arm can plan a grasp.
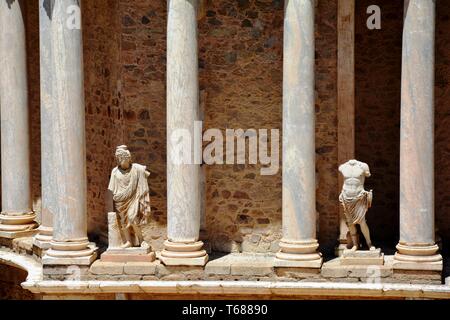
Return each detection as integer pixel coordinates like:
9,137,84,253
275,0,322,268
161,0,208,266
43,0,96,265
394,0,442,271
0,0,37,238
34,0,55,251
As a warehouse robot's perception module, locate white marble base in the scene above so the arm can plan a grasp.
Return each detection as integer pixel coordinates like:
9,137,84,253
0,229,37,239
101,252,156,263
43,243,98,266
274,257,323,269
106,246,150,255
33,238,52,250
393,253,443,271
160,255,209,267
341,249,384,266
43,252,98,266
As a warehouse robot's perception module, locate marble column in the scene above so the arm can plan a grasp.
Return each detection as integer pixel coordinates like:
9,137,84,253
0,0,37,238
275,0,322,268
394,0,442,271
33,0,55,251
43,0,96,265
161,0,208,266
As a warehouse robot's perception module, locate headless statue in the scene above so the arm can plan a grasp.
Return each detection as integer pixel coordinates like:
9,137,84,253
339,159,375,251
108,145,151,249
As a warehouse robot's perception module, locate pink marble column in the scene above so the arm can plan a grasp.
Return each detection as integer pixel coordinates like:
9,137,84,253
0,0,37,239
42,0,97,266
275,0,322,268
394,0,442,271
161,0,208,266
33,0,55,251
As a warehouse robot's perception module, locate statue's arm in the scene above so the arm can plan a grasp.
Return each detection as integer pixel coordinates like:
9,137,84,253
145,170,151,178
363,163,371,177
108,168,118,192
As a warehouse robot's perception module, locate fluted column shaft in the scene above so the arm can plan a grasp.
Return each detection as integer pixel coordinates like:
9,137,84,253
43,0,96,265
275,0,322,268
394,0,442,270
0,0,37,237
161,0,208,266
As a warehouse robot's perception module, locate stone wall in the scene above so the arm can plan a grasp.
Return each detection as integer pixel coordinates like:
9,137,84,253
83,0,122,245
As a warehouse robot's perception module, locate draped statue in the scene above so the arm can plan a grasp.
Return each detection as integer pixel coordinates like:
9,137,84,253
108,145,151,248
339,159,375,251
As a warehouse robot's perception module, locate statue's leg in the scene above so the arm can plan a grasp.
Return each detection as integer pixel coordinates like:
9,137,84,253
348,224,359,251
131,224,144,247
121,226,133,248
360,219,375,250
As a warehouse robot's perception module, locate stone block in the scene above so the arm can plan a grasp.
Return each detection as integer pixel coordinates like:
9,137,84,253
274,258,323,269
340,249,384,266
229,254,274,277
275,267,321,279
42,252,98,266
160,255,208,267
392,260,443,272
101,252,156,263
321,258,393,278
43,265,90,276
90,261,124,275
205,256,232,275
124,262,158,275
0,230,37,240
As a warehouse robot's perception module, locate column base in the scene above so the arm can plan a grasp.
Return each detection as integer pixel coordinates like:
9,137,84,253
33,226,53,250
393,243,443,271
274,239,323,268
0,212,38,239
43,240,98,266
160,240,209,266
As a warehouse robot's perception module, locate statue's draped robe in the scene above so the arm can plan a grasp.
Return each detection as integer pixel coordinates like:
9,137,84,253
339,190,373,225
108,164,151,227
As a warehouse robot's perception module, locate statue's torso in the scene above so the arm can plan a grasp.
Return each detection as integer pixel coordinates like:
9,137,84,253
115,167,132,191
340,161,369,198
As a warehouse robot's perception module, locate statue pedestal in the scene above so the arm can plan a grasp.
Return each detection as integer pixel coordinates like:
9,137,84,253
101,246,156,263
103,212,156,262
340,248,384,266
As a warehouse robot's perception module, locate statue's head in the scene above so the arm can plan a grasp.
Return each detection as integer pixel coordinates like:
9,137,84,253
115,145,132,170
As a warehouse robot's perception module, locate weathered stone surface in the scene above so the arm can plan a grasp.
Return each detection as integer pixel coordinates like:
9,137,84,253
322,258,393,279
205,256,232,275
229,254,274,276
124,262,158,275
90,261,124,275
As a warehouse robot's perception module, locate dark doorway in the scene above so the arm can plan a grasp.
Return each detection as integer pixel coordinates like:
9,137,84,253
355,0,403,249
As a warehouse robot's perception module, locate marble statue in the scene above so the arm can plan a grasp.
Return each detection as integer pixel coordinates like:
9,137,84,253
339,159,375,251
108,145,151,249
